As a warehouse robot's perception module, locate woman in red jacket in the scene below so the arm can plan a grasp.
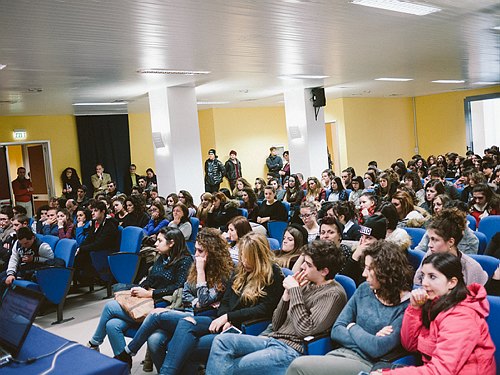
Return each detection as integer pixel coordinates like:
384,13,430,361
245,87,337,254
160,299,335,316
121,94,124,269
379,252,496,375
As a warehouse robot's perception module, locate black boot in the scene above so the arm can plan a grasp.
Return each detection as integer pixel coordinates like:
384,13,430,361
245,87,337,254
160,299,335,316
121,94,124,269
114,351,132,370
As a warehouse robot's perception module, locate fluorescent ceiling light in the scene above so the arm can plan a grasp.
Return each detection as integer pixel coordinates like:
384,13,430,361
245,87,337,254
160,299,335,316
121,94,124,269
0,64,6,70
279,74,329,80
197,101,230,105
432,80,465,84
493,26,500,31
73,102,128,106
137,69,210,75
473,81,500,85
350,0,441,16
375,77,413,82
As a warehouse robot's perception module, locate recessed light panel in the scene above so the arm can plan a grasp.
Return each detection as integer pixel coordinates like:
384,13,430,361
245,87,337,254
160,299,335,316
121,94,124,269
350,0,441,16
375,77,413,81
137,69,210,75
432,80,465,84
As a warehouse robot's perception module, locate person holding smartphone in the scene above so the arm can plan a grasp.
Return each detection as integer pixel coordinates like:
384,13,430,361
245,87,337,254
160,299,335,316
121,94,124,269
205,240,348,375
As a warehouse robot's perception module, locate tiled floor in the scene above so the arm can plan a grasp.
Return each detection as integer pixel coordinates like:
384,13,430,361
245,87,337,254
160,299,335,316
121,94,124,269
34,287,150,375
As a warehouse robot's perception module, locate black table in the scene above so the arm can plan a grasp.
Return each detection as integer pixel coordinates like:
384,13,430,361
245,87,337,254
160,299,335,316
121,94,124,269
2,326,128,375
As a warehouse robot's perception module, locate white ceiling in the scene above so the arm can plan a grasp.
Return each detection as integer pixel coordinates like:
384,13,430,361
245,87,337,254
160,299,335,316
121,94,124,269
0,0,499,116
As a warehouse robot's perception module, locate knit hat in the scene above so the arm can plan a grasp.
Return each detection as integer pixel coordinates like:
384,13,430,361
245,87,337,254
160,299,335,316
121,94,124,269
359,214,386,239
208,149,216,156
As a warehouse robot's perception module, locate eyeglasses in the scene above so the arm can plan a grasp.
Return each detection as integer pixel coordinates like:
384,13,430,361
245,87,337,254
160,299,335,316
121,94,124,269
300,213,314,219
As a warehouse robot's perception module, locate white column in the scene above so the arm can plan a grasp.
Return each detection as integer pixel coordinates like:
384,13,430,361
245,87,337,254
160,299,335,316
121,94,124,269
284,88,328,179
149,86,204,201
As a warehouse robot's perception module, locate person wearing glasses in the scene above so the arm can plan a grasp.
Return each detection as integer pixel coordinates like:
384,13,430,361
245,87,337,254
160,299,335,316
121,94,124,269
299,202,319,243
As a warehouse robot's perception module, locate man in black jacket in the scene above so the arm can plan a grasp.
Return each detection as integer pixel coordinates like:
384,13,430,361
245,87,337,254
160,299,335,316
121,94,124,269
74,201,119,284
204,149,225,193
224,150,242,191
266,147,283,179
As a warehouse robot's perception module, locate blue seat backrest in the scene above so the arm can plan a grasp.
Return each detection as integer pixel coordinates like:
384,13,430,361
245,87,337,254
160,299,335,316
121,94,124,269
281,267,293,277
189,217,200,241
281,201,290,212
268,221,288,247
486,296,500,368
334,274,356,300
466,215,477,231
268,238,280,250
404,228,426,249
478,216,500,244
119,226,144,254
469,254,500,278
408,249,426,271
474,231,488,255
54,238,78,267
41,235,59,251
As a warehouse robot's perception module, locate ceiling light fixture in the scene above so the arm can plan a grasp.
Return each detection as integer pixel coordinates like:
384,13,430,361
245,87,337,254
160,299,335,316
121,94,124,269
279,74,330,80
375,77,413,82
0,64,6,70
73,102,129,106
431,80,465,84
472,81,500,85
492,26,500,31
137,69,211,75
350,0,441,16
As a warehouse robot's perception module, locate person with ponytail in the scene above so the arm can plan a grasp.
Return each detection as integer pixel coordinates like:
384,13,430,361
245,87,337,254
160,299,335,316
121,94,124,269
413,207,487,287
379,253,496,374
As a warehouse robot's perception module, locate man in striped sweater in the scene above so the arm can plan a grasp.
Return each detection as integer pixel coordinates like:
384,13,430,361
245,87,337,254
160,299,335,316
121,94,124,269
205,240,348,375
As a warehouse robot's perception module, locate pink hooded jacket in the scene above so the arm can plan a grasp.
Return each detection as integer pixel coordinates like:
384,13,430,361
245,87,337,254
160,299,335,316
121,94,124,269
388,283,496,375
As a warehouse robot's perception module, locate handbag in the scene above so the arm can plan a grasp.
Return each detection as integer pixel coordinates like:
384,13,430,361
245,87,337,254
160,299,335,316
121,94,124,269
114,290,154,322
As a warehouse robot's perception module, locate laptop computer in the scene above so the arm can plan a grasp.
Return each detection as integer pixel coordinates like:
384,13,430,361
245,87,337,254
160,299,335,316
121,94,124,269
0,286,44,366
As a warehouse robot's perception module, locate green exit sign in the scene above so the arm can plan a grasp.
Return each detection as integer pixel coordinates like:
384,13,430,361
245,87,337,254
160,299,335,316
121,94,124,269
13,129,27,140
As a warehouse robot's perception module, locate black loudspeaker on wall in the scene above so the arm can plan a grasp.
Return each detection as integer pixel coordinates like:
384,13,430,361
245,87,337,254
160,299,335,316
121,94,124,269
311,87,326,107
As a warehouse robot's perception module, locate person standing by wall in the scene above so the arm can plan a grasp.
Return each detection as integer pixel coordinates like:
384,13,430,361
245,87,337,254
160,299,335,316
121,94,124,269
279,150,290,185
224,150,242,191
204,149,225,193
11,167,34,217
266,146,283,179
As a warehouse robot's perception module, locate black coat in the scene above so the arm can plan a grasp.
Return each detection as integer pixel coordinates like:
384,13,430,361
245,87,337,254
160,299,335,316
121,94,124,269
79,217,119,254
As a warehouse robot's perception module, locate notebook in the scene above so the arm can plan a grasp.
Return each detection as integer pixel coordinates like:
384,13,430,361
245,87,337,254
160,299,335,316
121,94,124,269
0,286,44,366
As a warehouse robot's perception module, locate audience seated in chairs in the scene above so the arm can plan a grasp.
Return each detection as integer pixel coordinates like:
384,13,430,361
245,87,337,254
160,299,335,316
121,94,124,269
286,240,413,375
73,201,120,286
114,228,233,371
205,240,348,375
144,232,284,374
111,197,128,227
304,177,326,203
178,190,198,217
299,202,320,243
143,202,169,237
206,192,241,232
0,206,16,270
74,208,91,247
41,207,59,236
86,227,193,357
332,201,361,241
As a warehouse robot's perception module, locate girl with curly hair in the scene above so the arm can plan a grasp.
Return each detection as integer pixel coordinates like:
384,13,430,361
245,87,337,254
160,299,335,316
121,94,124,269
287,240,413,375
147,232,284,374
60,167,81,200
114,228,234,371
414,207,488,287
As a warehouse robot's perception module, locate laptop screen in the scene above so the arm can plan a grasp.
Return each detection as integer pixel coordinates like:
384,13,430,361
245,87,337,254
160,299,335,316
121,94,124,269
0,287,44,357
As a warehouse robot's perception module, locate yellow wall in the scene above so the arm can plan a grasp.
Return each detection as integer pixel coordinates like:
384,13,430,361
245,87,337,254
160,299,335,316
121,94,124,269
202,106,288,188
325,97,415,174
198,109,217,159
415,86,500,158
0,115,80,196
7,145,23,176
128,112,155,174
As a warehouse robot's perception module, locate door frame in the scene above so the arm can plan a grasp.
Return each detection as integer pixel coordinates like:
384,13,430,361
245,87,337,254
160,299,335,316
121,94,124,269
0,140,55,204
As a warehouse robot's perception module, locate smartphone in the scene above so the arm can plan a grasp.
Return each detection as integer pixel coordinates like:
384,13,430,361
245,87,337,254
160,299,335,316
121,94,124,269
221,326,242,335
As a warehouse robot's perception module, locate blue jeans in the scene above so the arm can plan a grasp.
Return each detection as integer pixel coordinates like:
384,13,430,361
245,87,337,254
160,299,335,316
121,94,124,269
159,315,217,375
125,309,191,371
90,300,139,355
206,334,301,375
